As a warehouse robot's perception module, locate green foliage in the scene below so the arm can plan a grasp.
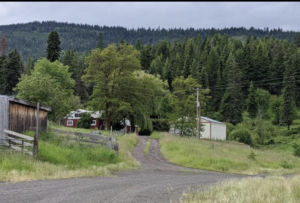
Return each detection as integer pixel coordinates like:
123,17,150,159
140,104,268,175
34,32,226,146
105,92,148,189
171,76,210,136
226,122,235,139
255,88,271,118
46,30,61,62
292,143,300,157
151,119,170,132
271,95,283,125
14,58,76,121
248,151,257,160
0,48,24,95
76,112,93,129
229,129,252,145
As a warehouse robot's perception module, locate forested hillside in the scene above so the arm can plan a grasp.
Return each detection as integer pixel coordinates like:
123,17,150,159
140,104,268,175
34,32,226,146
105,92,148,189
0,21,298,61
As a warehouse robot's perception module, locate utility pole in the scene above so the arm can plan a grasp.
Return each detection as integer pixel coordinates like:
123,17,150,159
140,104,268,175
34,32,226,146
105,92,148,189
195,88,205,139
195,88,201,139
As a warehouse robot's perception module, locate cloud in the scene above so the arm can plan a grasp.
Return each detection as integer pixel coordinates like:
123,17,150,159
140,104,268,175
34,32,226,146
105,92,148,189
0,2,299,31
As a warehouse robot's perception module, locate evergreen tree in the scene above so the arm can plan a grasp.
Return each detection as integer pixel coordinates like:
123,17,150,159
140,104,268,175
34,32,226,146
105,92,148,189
220,53,243,125
281,78,296,130
247,81,257,118
46,30,61,62
97,33,104,50
0,34,8,56
24,57,34,74
1,48,24,95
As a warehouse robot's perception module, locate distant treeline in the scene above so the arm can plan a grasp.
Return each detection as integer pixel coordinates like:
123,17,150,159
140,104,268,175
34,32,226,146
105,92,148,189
0,21,298,61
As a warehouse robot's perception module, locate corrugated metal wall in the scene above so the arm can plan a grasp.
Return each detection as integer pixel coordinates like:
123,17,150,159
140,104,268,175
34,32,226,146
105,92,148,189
0,97,9,143
9,102,48,133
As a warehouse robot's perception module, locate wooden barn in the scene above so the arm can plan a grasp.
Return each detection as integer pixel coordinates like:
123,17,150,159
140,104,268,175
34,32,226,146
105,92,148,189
0,95,51,143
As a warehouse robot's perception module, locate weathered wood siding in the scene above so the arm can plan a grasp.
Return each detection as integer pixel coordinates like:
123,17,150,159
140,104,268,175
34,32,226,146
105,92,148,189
0,97,9,143
9,101,48,133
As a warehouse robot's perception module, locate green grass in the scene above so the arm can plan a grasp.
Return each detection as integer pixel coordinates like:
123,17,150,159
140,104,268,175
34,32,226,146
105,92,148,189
144,139,151,155
157,132,300,175
50,124,95,134
150,131,161,139
0,128,139,183
180,175,300,203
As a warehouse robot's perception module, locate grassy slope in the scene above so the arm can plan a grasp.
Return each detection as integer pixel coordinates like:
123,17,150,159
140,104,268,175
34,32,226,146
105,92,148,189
0,127,139,183
152,132,300,175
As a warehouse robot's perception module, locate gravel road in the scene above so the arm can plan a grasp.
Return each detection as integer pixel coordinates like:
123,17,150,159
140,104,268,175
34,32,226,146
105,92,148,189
0,136,254,203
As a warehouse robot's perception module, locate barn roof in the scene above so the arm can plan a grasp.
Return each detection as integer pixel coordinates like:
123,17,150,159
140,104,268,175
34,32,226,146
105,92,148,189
0,95,51,112
201,116,224,124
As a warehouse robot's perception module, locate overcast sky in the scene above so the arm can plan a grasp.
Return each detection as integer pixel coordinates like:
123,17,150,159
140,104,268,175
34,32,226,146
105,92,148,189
0,2,299,32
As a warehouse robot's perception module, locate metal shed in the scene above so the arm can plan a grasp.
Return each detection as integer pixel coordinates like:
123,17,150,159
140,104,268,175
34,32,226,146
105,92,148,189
0,95,51,143
201,116,226,141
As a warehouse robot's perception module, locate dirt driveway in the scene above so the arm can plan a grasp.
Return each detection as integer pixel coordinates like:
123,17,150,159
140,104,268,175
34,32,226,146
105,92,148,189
0,136,253,203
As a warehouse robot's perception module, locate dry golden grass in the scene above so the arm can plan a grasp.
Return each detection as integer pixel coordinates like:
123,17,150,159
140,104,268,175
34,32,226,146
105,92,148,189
180,175,300,203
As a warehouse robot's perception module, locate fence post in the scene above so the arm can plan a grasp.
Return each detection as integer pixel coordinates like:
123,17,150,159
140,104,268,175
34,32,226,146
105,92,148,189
21,140,24,153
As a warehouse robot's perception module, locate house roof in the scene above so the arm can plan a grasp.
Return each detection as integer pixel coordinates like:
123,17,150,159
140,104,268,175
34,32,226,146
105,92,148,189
0,95,52,112
67,109,103,119
201,116,224,124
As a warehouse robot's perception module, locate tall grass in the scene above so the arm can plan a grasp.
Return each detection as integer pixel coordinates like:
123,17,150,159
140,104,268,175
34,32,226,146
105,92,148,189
0,129,139,183
158,132,300,175
180,175,300,203
144,139,151,155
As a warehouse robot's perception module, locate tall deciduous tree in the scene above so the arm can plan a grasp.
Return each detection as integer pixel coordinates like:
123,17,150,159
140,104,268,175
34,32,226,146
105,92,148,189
82,43,142,130
14,58,77,122
47,31,61,62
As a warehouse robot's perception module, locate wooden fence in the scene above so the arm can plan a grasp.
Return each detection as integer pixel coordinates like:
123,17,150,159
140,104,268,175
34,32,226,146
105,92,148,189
52,129,119,154
0,129,34,156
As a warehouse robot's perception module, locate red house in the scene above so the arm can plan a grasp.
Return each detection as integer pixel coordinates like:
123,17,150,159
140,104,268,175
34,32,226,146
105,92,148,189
63,109,105,130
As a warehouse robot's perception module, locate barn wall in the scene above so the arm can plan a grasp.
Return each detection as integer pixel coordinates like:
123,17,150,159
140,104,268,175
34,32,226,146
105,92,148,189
9,102,48,133
0,97,9,143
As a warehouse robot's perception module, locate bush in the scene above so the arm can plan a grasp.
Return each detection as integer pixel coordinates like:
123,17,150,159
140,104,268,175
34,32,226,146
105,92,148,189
138,129,152,135
226,122,235,140
229,129,252,145
292,143,300,157
76,113,93,129
151,119,170,132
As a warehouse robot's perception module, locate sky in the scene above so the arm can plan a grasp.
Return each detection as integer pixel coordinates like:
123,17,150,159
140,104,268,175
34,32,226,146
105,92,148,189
0,2,300,32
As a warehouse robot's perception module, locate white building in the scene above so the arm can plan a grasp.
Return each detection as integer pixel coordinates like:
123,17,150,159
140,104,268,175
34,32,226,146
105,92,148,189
200,116,226,141
169,116,227,140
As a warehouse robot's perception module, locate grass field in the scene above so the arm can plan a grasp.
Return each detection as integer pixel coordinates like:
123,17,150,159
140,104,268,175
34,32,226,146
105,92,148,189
153,132,300,175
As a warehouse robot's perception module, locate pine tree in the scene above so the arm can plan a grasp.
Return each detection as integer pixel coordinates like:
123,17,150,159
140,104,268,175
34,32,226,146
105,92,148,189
1,48,24,94
247,81,257,118
47,31,61,62
0,34,8,56
220,53,243,125
97,33,104,50
281,78,296,130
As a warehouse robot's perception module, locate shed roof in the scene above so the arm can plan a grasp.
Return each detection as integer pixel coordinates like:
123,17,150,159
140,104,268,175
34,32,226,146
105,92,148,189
201,116,224,124
0,95,51,112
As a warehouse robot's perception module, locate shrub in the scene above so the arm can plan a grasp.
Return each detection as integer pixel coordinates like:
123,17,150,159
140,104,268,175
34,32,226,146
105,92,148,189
229,129,252,145
76,112,93,129
138,129,152,135
226,122,235,140
151,119,170,132
292,143,300,157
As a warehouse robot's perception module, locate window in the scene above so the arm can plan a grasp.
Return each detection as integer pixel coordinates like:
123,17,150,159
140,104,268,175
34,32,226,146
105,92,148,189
91,120,96,126
67,120,73,126
74,113,81,118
